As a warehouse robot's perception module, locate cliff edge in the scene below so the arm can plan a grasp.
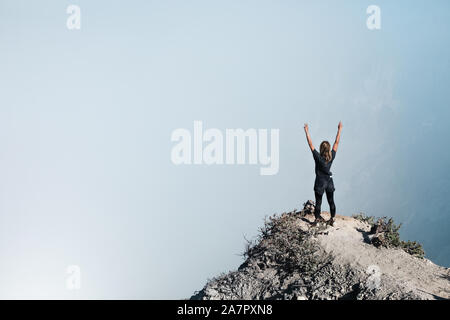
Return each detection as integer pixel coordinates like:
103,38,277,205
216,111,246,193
191,203,449,300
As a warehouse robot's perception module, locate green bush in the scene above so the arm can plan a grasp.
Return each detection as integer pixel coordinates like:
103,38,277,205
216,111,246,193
400,240,425,258
352,213,425,259
351,212,375,226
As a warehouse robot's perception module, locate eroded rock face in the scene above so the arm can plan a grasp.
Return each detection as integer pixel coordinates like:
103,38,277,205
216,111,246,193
191,204,450,300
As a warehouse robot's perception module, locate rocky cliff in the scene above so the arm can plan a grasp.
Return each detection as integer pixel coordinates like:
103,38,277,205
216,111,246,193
191,203,449,300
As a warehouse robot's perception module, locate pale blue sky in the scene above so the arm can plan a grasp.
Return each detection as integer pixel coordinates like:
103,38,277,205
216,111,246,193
0,0,449,299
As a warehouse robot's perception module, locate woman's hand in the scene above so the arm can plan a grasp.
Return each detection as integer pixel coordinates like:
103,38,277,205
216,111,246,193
304,123,314,151
333,122,342,152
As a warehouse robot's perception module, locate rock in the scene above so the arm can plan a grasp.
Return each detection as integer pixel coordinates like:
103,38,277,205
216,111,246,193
301,200,315,216
371,233,385,248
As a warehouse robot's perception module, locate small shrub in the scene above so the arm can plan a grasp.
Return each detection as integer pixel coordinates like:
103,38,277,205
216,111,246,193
352,213,425,259
400,240,425,259
242,211,332,275
352,212,375,226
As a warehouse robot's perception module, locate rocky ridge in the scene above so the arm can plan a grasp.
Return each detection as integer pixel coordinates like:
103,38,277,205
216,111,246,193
191,202,450,300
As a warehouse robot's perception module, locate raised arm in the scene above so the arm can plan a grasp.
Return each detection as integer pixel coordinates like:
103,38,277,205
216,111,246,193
304,123,315,151
333,121,343,152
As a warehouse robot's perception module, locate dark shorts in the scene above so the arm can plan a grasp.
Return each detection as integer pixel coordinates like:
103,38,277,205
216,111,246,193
314,176,335,195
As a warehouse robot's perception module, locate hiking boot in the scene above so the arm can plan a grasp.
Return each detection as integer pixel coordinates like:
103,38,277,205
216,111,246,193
327,218,335,227
312,216,326,226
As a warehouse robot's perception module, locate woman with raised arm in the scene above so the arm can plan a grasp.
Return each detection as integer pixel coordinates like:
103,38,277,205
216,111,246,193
304,122,342,226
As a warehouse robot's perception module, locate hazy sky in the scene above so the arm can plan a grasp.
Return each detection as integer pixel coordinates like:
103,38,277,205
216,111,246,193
0,0,449,299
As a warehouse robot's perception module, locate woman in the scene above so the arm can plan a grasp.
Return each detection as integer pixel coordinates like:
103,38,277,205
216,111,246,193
304,121,342,226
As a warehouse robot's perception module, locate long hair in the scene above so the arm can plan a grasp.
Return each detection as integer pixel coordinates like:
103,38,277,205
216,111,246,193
320,141,332,163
